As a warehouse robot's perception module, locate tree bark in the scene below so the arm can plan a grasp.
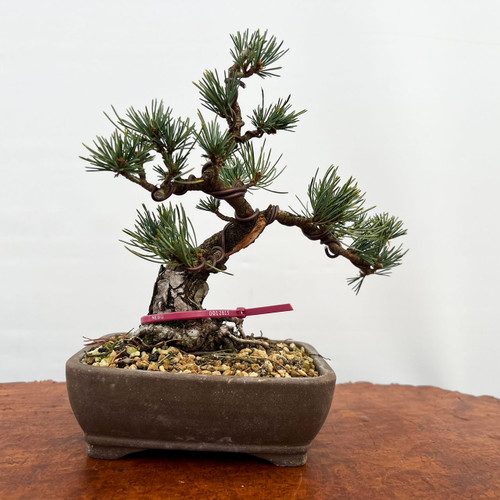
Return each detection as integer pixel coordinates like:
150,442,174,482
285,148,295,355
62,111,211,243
135,265,234,351
148,266,210,314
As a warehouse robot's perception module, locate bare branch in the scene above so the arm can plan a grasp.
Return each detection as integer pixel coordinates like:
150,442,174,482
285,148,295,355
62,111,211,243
118,171,156,192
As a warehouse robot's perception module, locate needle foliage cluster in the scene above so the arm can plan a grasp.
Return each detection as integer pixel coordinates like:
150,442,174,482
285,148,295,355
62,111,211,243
80,29,407,293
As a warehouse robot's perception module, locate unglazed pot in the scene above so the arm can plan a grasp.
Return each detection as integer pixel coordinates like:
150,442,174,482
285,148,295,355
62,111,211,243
66,338,336,467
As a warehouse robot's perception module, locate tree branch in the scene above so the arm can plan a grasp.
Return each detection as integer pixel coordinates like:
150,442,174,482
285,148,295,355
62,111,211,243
275,209,380,275
196,205,278,270
118,171,156,192
224,64,267,144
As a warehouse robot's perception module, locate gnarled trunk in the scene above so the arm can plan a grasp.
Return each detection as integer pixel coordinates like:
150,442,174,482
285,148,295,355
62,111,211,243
134,265,267,352
136,266,228,351
148,266,210,314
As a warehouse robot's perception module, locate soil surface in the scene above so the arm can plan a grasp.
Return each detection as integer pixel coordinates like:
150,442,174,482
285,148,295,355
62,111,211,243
81,334,319,378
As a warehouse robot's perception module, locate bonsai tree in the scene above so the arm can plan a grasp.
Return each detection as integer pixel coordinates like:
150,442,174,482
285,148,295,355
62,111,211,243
81,29,407,354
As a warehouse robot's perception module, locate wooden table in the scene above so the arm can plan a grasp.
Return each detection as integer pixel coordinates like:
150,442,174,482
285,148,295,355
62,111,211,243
1,381,499,499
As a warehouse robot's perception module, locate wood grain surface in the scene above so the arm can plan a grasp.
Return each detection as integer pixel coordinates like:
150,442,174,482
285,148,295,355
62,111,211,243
1,381,499,499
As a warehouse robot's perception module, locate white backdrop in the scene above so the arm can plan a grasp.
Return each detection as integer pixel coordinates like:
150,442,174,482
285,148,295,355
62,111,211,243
1,0,499,398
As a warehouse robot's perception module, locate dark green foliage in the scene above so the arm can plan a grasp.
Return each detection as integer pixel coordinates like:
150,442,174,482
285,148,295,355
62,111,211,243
346,213,407,293
82,100,195,182
350,213,407,267
115,100,194,154
346,275,367,295
114,100,194,181
194,70,239,119
230,29,288,78
81,131,153,175
294,167,407,292
220,141,286,192
196,196,221,213
250,93,306,134
122,204,198,267
196,112,235,161
295,166,368,228
81,29,407,294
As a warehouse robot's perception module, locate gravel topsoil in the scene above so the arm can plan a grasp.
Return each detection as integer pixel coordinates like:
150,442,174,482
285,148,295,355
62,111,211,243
82,334,320,378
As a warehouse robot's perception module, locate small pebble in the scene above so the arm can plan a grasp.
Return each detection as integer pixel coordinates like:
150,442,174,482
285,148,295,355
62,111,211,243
82,335,319,378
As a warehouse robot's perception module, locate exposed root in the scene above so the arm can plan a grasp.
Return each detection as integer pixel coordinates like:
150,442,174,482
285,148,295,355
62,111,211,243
227,332,270,349
231,316,247,338
131,317,269,352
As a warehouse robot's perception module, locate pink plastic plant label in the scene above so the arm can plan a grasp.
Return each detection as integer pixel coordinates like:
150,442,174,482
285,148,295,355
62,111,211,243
141,303,293,325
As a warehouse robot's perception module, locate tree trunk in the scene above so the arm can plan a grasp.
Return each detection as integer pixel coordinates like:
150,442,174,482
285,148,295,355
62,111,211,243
135,266,228,351
148,266,210,314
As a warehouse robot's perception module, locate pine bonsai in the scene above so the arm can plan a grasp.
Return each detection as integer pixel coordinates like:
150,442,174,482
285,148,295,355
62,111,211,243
81,30,407,355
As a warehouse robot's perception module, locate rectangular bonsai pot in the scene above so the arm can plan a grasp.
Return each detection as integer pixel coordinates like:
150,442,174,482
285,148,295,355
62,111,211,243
66,338,336,466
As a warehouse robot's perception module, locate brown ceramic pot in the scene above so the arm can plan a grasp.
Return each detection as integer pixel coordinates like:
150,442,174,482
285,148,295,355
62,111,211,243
66,337,336,467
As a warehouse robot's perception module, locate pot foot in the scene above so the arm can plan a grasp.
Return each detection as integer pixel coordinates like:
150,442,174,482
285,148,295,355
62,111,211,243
87,443,146,460
252,451,308,467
